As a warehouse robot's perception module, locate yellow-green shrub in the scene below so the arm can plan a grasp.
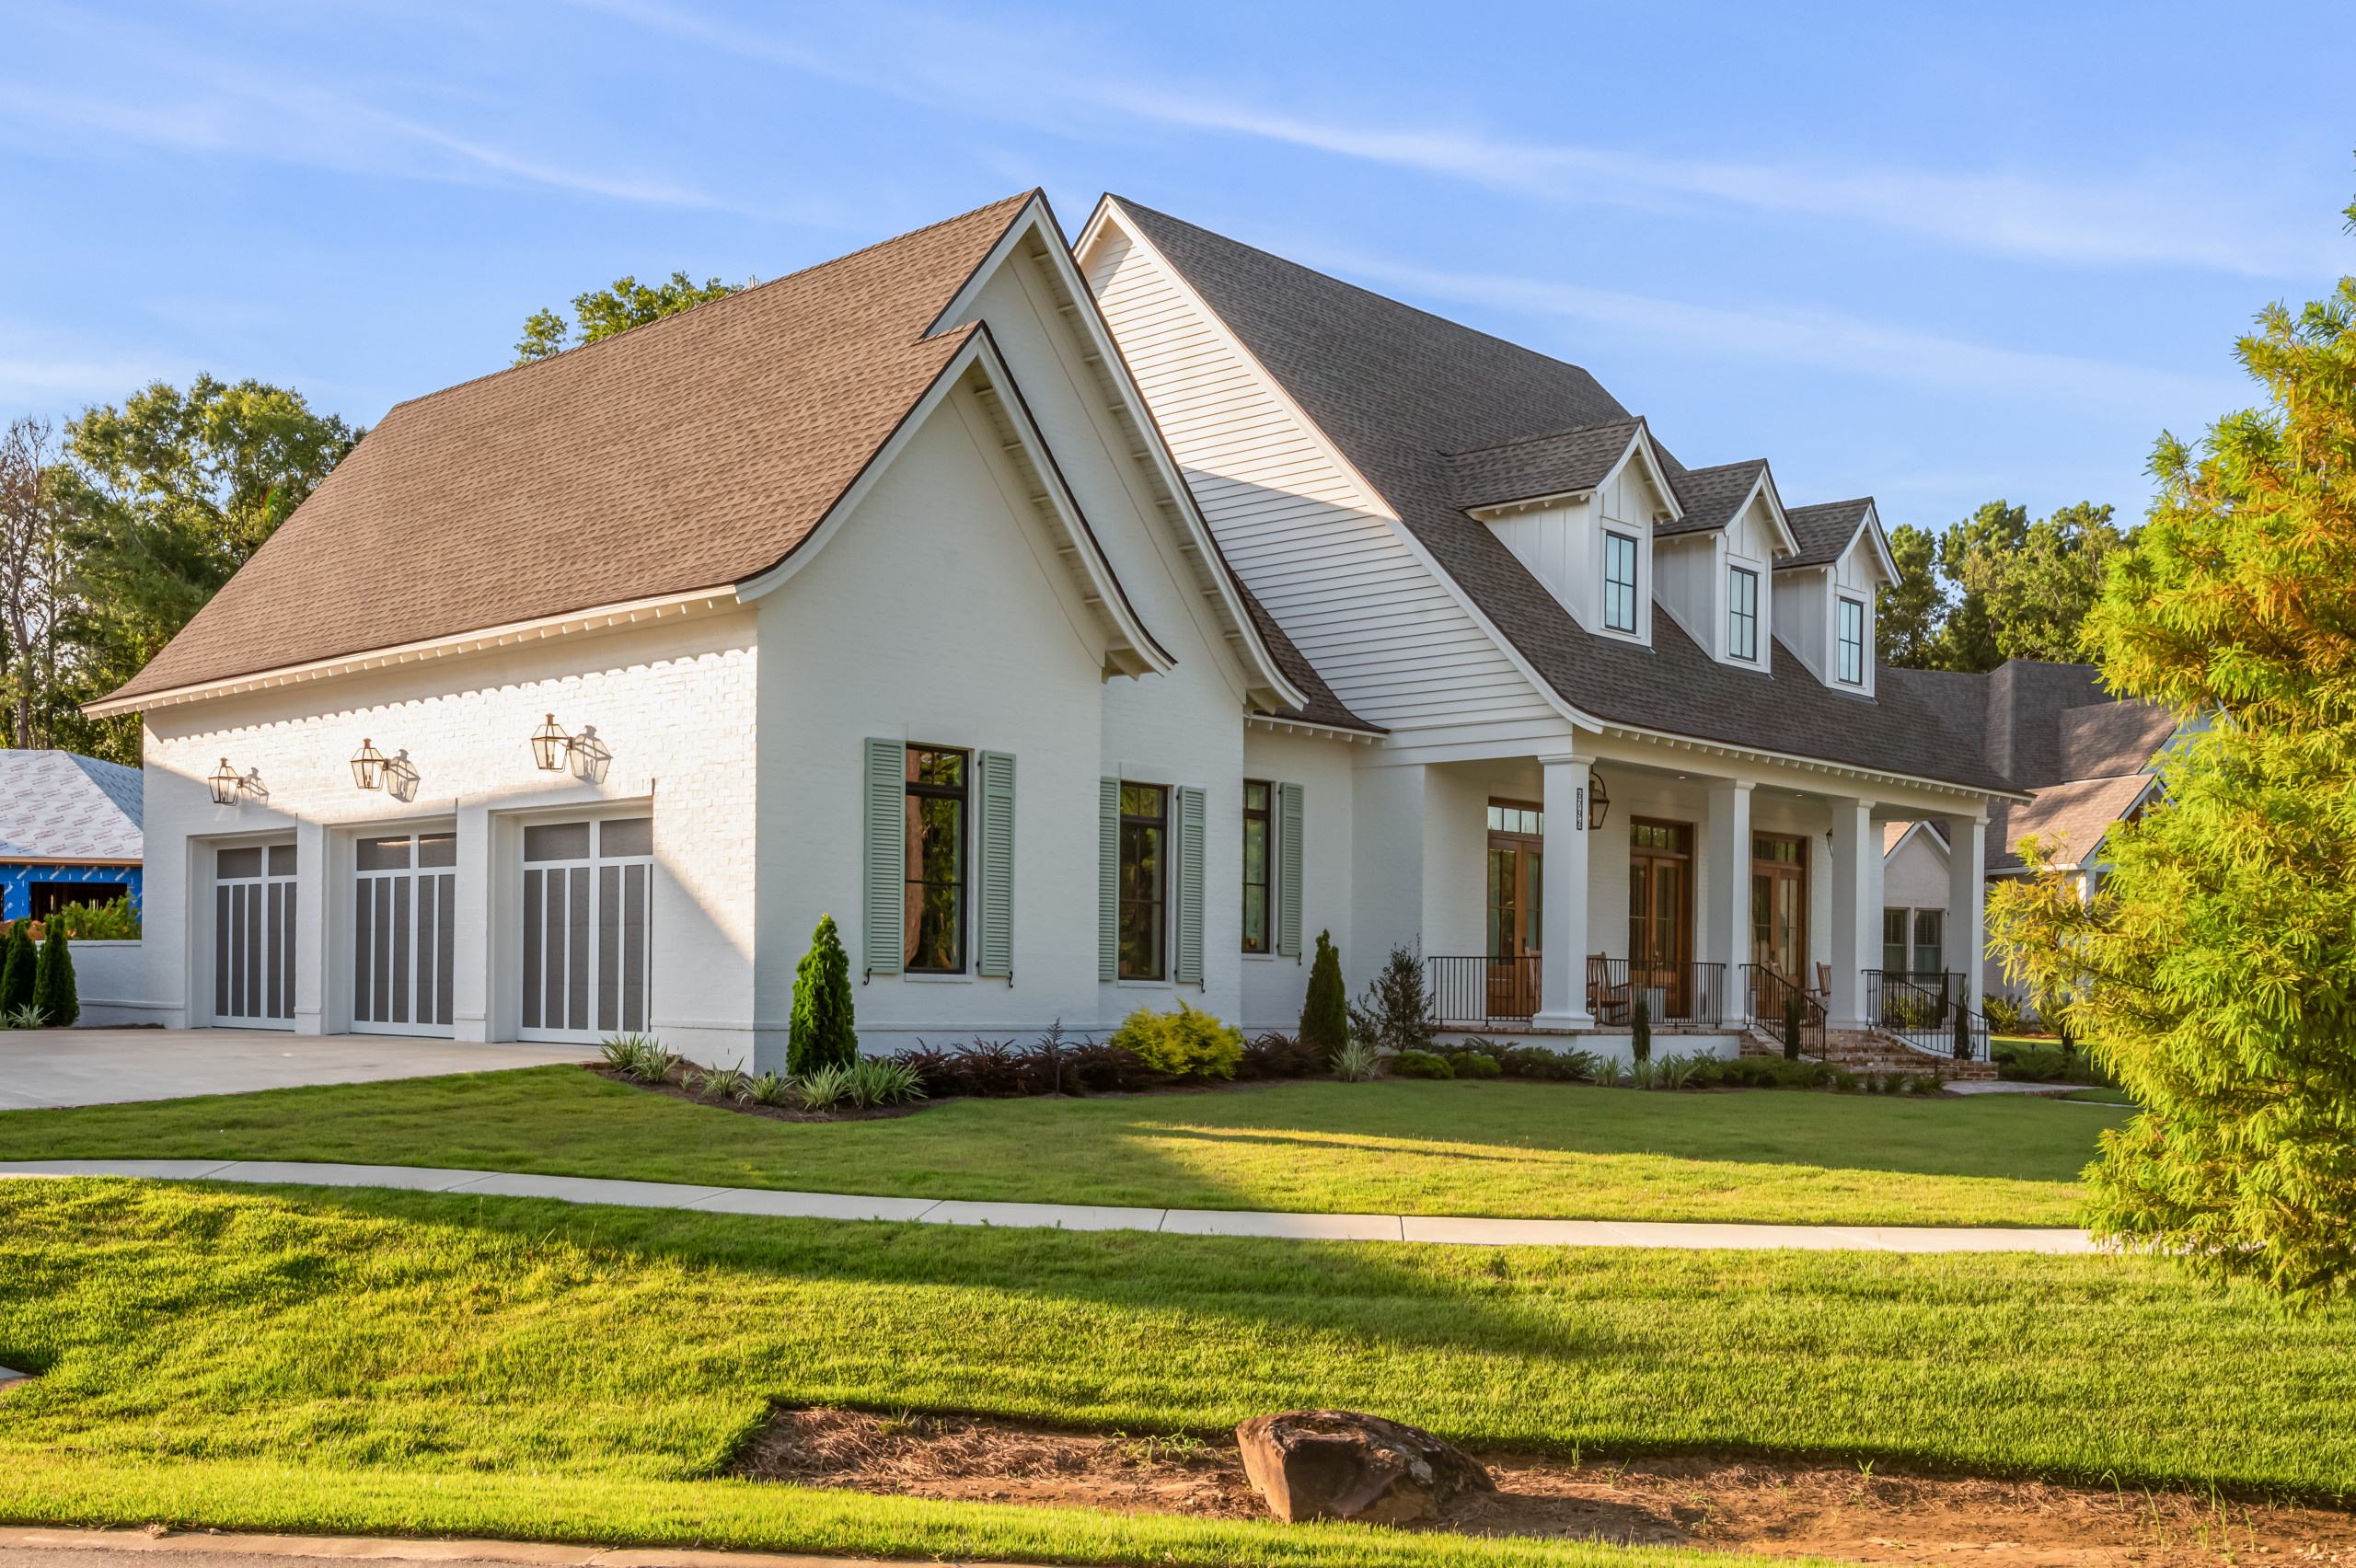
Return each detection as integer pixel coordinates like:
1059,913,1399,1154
1110,1001,1243,1079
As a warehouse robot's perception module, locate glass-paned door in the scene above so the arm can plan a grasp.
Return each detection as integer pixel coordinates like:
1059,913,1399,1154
353,832,456,1035
1627,819,1692,1017
214,842,296,1029
1485,800,1543,1018
521,817,653,1042
1750,833,1807,1017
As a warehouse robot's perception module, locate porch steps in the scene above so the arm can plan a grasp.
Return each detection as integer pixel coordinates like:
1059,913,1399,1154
1739,1027,1999,1081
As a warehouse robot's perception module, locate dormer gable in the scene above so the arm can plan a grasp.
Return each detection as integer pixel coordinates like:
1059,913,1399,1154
1451,419,1679,643
1773,498,1898,697
1653,459,1797,671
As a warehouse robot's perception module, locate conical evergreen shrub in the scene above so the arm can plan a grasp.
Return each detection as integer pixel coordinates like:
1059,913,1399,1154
1782,990,1804,1061
1299,929,1348,1055
788,913,858,1076
32,922,77,1028
1632,993,1652,1063
0,920,35,1018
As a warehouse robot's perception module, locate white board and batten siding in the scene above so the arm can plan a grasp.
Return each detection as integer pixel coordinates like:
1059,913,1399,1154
1083,221,1564,754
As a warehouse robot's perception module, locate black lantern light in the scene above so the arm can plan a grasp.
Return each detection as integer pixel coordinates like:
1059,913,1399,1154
350,737,387,790
1588,768,1611,831
529,713,572,772
208,757,243,806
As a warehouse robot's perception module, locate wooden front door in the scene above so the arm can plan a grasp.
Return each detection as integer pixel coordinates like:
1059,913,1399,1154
1627,818,1693,1016
1486,799,1543,1018
1750,833,1808,1013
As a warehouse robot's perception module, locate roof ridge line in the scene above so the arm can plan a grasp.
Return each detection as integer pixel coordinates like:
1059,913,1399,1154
1439,415,1646,460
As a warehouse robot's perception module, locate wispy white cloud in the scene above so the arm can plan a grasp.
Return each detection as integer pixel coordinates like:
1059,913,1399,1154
573,0,2327,278
1301,244,2245,410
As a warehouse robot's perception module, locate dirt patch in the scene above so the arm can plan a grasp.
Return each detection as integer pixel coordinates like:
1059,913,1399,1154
737,1406,2353,1567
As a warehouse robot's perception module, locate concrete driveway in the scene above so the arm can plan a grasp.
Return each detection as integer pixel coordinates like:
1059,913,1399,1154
0,1028,592,1111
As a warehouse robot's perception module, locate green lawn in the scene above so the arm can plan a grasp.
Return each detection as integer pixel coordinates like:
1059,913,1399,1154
3,1177,2347,1562
0,1066,2131,1227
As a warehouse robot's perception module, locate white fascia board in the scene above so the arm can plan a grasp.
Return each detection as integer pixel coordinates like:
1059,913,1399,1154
1245,714,1385,744
78,584,745,718
1593,721,2032,805
1750,466,1801,557
733,331,1175,676
1596,423,1683,524
1080,194,1613,742
949,194,1305,711
1854,502,1901,587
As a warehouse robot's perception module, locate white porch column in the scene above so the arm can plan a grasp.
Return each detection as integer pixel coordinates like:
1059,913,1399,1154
1827,796,1878,1029
1945,815,1987,1010
1532,752,1594,1029
1703,780,1753,979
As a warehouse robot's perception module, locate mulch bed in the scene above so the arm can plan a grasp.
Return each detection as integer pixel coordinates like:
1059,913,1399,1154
736,1404,2355,1566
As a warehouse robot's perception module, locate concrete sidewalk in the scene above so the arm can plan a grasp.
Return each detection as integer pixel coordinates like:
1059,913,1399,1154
0,1158,2100,1253
0,1030,589,1111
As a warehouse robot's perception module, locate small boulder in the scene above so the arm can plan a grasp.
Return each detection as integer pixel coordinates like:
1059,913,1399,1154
1234,1409,1494,1524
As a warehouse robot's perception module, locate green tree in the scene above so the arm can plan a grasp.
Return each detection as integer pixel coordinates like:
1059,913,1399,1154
1984,502,2131,662
1988,209,2356,1306
0,919,35,1016
1934,501,2028,672
1877,523,1945,667
31,920,76,1027
787,914,858,1076
1299,929,1348,1055
514,271,748,364
52,376,360,760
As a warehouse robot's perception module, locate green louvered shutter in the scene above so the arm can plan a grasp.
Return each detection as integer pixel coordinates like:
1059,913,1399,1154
976,750,1016,978
1277,781,1304,958
1175,785,1206,985
862,738,904,978
1099,778,1120,980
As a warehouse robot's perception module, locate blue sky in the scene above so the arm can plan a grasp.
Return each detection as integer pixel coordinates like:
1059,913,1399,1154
5,0,2351,536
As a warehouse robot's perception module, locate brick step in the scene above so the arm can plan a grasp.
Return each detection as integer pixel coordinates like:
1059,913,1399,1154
1738,1028,1998,1080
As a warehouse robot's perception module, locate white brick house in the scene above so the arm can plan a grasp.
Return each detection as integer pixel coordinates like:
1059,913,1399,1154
94,190,2025,1067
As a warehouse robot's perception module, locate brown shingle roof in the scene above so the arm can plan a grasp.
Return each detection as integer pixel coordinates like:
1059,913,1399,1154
1998,773,2156,869
107,192,1039,703
1662,459,1768,539
1780,498,1872,568
1444,419,1646,512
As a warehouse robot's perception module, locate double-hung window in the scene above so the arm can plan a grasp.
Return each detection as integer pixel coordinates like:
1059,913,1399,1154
1242,780,1271,954
1837,597,1865,684
1118,784,1168,979
904,745,967,972
1728,566,1758,662
1603,533,1639,633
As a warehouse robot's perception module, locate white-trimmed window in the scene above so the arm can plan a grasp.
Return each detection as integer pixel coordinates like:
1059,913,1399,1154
1603,533,1638,633
1837,597,1865,684
1728,567,1758,661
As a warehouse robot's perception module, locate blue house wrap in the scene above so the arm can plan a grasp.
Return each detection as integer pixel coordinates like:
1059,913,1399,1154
0,750,144,921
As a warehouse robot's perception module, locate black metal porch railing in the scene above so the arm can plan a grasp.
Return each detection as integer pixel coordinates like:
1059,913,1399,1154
1865,971,1989,1062
1740,963,1826,1059
1586,957,1726,1028
1428,954,1542,1029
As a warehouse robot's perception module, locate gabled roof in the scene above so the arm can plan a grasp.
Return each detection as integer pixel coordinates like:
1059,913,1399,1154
1445,418,1650,513
1996,773,2161,870
1780,498,1875,568
0,751,143,861
2062,699,2177,780
1661,459,1799,555
1103,197,2015,795
1234,582,1385,735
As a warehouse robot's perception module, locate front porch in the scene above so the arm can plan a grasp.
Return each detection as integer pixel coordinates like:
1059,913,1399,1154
1359,745,1996,1063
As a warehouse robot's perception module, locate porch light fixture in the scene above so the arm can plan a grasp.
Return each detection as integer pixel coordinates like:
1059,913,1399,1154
1588,769,1611,831
350,737,387,790
530,713,572,771
208,758,244,806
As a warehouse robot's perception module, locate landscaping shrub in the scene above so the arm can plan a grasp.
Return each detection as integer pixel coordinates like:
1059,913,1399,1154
1632,992,1652,1063
847,1056,925,1108
30,921,75,1027
1993,1042,2110,1085
1237,1031,1330,1079
952,1038,1027,1096
1657,1052,1705,1090
1911,1073,1946,1096
1348,940,1437,1055
1445,1050,1500,1079
1626,1055,1659,1090
787,914,857,1076
1391,1050,1452,1079
1299,928,1348,1054
599,1033,676,1083
45,895,139,940
1329,1037,1381,1081
739,1070,793,1107
0,920,34,1019
795,1062,853,1112
1110,1000,1243,1078
1701,1056,1834,1090
1829,1066,1863,1092
1496,1043,1600,1081
1063,1036,1150,1093
1782,990,1804,1060
1981,994,2027,1032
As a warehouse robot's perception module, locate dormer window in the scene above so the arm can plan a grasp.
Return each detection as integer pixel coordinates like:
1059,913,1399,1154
1837,597,1865,684
1603,532,1639,632
1728,567,1758,662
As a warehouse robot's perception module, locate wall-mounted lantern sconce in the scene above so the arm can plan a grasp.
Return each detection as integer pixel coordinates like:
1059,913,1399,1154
531,714,613,785
1588,769,1611,832
208,759,267,806
351,737,387,790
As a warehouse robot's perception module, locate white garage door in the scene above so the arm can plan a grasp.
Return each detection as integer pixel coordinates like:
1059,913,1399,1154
214,842,296,1029
352,831,456,1036
520,817,653,1043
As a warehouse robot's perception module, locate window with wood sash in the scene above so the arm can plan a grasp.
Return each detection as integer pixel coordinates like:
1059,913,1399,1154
904,745,967,973
1604,532,1639,632
1838,596,1865,684
1728,566,1758,661
1242,780,1271,953
1118,783,1167,980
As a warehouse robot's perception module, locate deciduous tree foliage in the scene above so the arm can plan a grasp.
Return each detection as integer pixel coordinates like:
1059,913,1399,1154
1989,225,2356,1307
514,271,748,364
1880,499,2131,672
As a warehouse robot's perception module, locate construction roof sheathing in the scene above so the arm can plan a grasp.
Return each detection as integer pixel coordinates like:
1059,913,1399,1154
108,193,1041,704
1112,199,2013,794
0,751,144,860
